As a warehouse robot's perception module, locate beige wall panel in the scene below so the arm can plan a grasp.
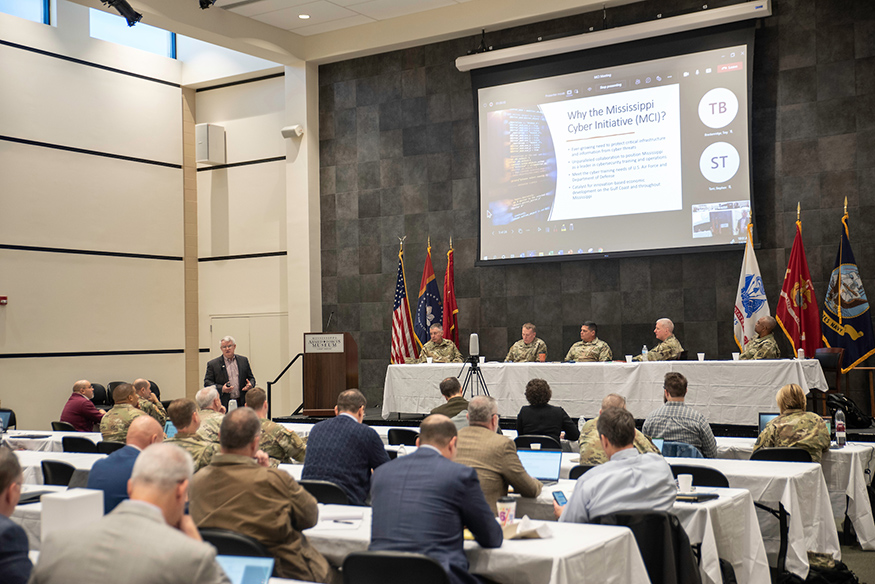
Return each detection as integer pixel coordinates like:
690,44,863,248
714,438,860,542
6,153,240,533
197,161,286,257
0,141,183,256
0,250,184,353
0,44,182,164
0,353,184,431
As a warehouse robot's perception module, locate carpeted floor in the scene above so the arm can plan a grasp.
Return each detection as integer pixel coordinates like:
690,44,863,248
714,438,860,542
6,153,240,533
841,544,875,583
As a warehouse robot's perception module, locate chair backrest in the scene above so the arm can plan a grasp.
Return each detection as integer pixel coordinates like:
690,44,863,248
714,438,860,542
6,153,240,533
62,436,100,454
676,350,688,361
199,527,272,558
106,381,126,405
41,460,76,486
98,441,126,454
148,380,161,399
750,447,812,463
514,435,562,451
670,464,729,488
91,383,109,406
662,442,704,458
815,348,844,393
569,464,596,480
52,421,76,432
342,551,450,584
387,429,419,446
0,408,17,430
298,479,350,505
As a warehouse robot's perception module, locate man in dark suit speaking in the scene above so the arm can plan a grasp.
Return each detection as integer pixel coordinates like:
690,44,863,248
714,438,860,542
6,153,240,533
204,336,256,409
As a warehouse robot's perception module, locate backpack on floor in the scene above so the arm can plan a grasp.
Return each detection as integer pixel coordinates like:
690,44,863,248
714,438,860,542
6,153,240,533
805,560,859,584
826,394,874,429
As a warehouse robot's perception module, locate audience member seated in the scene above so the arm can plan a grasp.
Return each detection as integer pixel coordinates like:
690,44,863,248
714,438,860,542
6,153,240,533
0,446,32,584
754,383,830,462
505,322,548,362
580,394,660,465
407,323,463,363
190,408,334,583
99,383,146,443
246,387,306,465
516,378,580,446
165,399,219,472
133,378,167,426
642,372,717,458
633,318,684,361
87,416,164,513
59,380,105,432
455,395,541,513
370,415,502,584
557,408,676,523
31,444,230,584
430,377,469,430
302,389,389,506
739,316,781,360
195,386,225,443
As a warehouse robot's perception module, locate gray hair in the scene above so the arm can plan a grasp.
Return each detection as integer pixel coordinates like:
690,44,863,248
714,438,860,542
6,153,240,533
130,444,193,490
196,386,219,409
467,395,497,425
656,318,674,332
0,446,22,494
429,323,443,332
220,336,236,345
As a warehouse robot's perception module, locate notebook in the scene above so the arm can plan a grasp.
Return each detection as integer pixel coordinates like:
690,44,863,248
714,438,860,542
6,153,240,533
215,556,274,584
517,449,563,485
164,420,178,439
758,413,779,434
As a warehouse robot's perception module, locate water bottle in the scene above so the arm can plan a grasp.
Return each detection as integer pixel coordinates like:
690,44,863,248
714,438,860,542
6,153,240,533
641,345,648,362
836,409,846,447
397,445,407,457
228,399,238,412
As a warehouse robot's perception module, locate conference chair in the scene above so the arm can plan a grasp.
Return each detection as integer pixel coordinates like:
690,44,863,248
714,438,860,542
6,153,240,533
342,551,450,584
97,441,126,454
750,447,812,463
814,347,844,414
0,408,17,430
299,480,350,505
90,383,111,409
106,381,126,403
62,436,99,454
568,464,596,480
514,435,562,451
41,460,76,486
199,528,273,559
669,465,729,488
661,441,705,458
148,380,161,399
387,429,419,446
52,421,76,432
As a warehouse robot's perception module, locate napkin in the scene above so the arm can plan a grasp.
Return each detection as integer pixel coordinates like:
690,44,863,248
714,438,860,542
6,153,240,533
502,515,553,540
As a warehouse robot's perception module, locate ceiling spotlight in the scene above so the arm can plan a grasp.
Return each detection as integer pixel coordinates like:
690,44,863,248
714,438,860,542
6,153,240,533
100,0,142,27
200,0,217,8
298,14,310,19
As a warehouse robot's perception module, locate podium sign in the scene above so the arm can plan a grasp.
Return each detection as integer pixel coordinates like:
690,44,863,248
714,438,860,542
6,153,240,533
305,334,345,353
302,333,358,417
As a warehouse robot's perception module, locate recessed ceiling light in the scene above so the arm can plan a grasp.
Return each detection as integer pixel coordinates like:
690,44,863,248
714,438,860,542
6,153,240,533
298,14,310,19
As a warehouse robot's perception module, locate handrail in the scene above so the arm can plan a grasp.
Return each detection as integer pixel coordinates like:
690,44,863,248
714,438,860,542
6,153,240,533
267,353,303,419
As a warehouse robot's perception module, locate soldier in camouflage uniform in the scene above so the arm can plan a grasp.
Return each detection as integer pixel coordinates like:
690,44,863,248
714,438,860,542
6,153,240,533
195,386,225,443
165,398,219,472
634,318,684,361
753,383,829,462
133,378,166,426
407,324,464,363
564,321,612,362
579,394,659,465
739,316,780,360
99,383,146,442
247,387,306,466
505,323,548,362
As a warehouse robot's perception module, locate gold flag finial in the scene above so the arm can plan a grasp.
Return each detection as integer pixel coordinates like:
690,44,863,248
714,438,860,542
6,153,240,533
797,202,800,222
844,196,848,215
428,235,431,248
398,235,406,252
450,236,453,249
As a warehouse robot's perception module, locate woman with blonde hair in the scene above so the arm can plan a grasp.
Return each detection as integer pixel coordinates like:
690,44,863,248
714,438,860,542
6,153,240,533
752,384,830,462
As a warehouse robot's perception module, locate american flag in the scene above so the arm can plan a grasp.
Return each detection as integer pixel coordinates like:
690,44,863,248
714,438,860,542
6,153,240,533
391,247,418,364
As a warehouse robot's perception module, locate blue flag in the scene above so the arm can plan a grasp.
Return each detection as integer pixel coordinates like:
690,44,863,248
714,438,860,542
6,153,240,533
414,244,443,346
821,213,875,373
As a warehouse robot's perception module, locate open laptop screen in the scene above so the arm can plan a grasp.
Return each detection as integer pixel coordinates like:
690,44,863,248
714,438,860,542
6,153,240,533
758,413,779,435
516,449,563,482
215,556,273,584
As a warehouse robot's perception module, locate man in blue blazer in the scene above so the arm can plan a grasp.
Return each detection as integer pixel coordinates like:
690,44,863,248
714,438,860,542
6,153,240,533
204,336,256,409
0,447,32,584
87,416,164,513
370,415,503,584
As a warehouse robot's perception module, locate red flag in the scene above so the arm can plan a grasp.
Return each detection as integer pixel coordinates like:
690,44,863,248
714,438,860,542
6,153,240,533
390,246,418,364
776,220,822,357
443,244,459,346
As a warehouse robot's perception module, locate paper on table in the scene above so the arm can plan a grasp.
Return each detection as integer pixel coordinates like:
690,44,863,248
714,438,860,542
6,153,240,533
318,505,365,521
502,515,553,540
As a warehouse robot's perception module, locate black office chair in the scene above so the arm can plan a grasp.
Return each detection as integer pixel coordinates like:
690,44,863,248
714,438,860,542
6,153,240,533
41,460,76,486
160,400,173,413
387,429,419,446
569,464,596,480
148,380,161,399
750,447,812,463
52,421,76,432
199,528,272,558
62,436,100,453
106,381,126,404
514,435,562,451
98,441,126,454
814,348,845,414
342,551,450,584
670,465,730,488
676,351,688,361
299,480,350,505
91,383,111,408
0,408,17,430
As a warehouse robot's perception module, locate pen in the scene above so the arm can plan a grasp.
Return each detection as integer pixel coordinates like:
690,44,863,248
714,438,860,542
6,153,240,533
332,520,354,524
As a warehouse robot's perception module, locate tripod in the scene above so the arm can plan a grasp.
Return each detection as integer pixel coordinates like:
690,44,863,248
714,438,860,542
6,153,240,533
458,356,490,398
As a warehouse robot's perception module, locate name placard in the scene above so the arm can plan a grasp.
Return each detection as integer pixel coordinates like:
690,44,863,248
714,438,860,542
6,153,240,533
305,333,345,353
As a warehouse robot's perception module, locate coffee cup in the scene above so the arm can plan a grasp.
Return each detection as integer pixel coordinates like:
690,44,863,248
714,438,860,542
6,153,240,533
732,352,740,361
697,353,705,362
496,497,516,526
625,355,633,363
677,474,694,493
426,357,433,364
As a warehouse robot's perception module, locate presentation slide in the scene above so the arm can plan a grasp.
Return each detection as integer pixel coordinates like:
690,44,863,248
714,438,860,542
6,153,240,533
477,41,752,263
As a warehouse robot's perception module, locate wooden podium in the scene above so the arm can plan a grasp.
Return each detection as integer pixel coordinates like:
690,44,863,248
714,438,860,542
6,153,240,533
302,332,358,417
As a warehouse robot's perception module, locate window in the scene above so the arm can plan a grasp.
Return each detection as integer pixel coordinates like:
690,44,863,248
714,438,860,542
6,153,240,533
89,8,176,58
0,0,49,24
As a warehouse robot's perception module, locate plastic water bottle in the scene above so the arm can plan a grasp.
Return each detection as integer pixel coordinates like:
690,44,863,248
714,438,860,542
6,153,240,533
397,445,407,457
836,409,846,447
641,345,648,362
228,399,238,412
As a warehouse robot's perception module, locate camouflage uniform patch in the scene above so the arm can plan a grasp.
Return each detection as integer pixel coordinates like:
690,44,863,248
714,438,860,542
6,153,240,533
100,404,146,442
138,397,167,426
407,339,464,363
739,333,780,360
578,417,659,465
633,334,684,361
197,409,224,443
166,432,220,471
753,409,830,463
564,339,612,362
504,338,547,362
260,419,306,464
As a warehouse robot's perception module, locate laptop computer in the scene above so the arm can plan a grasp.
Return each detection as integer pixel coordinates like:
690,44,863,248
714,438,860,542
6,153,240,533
0,411,11,432
651,438,664,453
215,555,274,584
517,449,563,485
164,420,178,439
758,413,779,435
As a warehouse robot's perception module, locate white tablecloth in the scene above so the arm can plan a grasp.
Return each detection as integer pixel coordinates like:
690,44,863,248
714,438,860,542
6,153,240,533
304,505,649,584
383,360,828,424
664,457,840,579
15,451,106,485
2,431,102,452
11,485,68,550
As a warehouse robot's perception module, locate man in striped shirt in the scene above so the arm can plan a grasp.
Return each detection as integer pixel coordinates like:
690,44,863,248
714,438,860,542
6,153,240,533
642,372,717,458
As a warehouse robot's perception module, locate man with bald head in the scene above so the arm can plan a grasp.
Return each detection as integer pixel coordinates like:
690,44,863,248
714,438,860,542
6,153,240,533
739,315,780,360
195,386,225,443
133,379,166,426
60,380,105,432
100,383,146,442
579,394,659,465
634,318,684,361
87,415,164,512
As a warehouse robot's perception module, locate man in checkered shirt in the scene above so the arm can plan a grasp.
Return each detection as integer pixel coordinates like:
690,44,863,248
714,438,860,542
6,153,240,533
642,372,717,458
